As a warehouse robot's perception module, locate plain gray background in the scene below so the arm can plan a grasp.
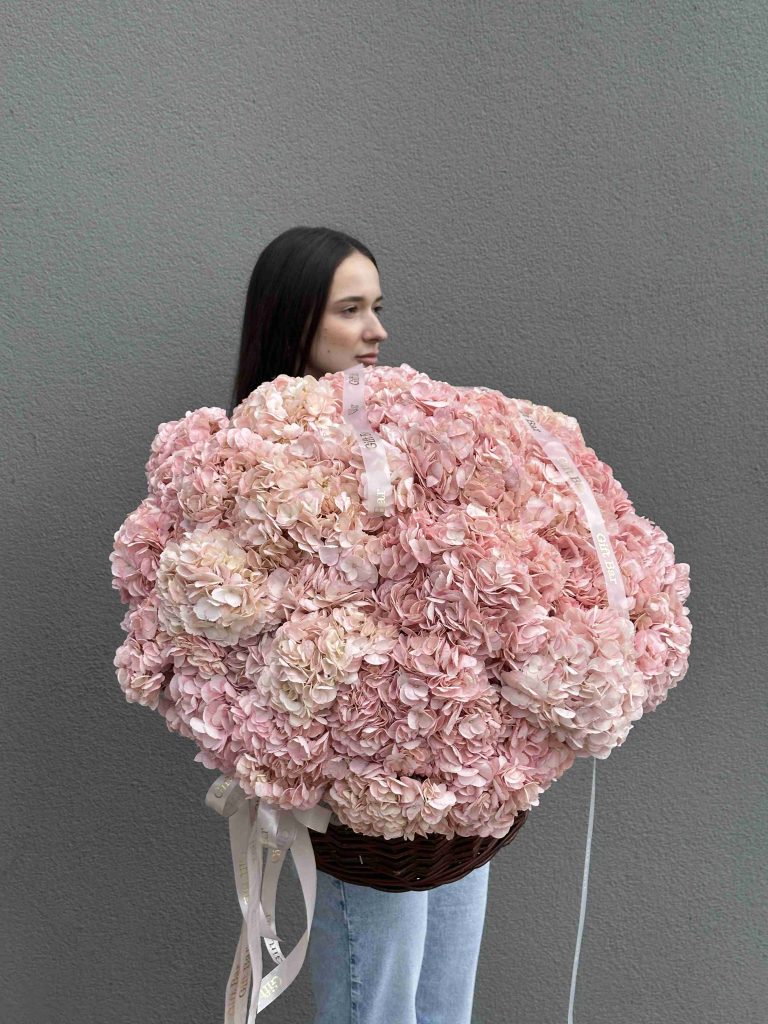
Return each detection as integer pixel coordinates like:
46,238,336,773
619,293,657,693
2,2,766,1022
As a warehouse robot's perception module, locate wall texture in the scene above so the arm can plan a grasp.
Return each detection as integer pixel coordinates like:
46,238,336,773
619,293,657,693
2,2,765,1022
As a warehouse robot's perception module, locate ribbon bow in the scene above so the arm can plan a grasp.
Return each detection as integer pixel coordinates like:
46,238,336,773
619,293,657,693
205,775,332,1020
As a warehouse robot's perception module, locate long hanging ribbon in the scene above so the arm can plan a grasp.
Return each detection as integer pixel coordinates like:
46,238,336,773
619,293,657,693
205,774,332,1020
203,364,394,1020
509,398,631,1023
206,370,631,1020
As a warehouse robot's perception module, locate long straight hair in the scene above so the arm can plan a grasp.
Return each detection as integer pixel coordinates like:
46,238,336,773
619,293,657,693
230,226,378,410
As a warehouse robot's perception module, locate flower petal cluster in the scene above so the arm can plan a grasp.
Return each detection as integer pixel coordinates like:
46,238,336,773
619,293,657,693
111,364,692,839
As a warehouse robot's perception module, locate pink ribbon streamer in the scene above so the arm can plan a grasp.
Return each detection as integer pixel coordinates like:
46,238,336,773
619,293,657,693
511,400,631,616
342,363,395,515
509,397,632,1023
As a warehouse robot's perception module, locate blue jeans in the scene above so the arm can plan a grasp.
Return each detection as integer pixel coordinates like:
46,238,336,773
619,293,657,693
303,860,491,1024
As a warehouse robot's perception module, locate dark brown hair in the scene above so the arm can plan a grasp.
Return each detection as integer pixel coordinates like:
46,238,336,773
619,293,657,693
230,226,378,410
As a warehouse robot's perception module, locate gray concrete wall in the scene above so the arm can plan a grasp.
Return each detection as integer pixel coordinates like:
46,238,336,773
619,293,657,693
2,2,765,1022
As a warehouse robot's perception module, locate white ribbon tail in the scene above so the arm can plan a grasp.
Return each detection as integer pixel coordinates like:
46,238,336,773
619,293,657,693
206,776,331,1020
509,406,618,1024
566,755,597,1024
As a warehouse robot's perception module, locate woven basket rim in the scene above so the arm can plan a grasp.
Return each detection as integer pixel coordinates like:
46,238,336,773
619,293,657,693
309,808,529,891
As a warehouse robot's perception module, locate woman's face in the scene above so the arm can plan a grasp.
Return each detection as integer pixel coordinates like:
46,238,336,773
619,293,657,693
304,251,388,378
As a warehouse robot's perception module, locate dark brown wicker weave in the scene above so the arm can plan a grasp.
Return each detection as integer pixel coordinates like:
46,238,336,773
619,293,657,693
309,809,529,892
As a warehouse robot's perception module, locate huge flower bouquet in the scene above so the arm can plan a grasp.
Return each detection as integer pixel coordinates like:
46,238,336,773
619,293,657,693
112,362,690,837
110,362,691,1015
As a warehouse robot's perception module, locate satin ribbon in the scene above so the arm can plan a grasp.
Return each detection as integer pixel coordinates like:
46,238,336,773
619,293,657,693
203,364,390,1020
510,400,631,616
509,397,631,1023
342,363,394,515
205,774,332,1020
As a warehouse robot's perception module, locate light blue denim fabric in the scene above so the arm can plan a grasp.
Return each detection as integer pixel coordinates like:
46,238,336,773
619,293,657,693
302,860,491,1024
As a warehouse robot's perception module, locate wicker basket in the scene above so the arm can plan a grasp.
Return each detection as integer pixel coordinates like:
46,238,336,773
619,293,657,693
309,809,529,892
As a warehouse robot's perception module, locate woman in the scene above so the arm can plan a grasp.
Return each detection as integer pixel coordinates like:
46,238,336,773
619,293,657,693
232,226,491,1024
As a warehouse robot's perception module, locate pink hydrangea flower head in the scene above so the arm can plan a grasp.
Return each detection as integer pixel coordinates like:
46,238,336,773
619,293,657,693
111,364,692,838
